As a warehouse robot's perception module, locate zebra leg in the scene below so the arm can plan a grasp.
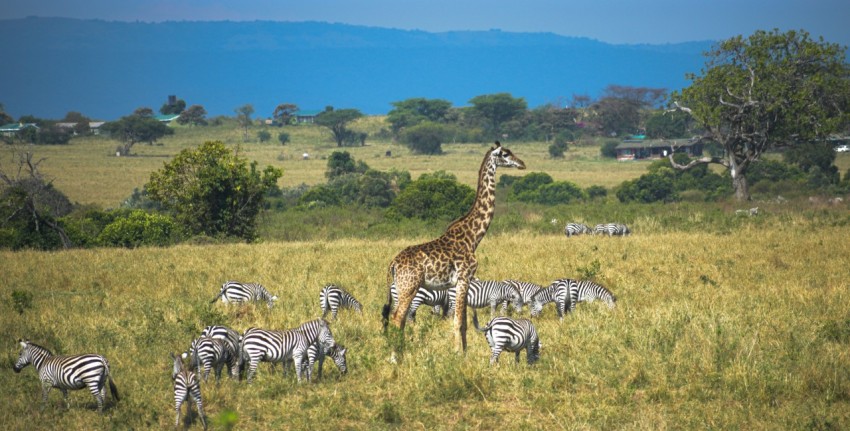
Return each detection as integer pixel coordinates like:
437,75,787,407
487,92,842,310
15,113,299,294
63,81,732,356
246,358,259,384
175,398,183,428
214,362,224,384
87,380,106,412
489,346,502,365
39,382,53,411
515,351,521,363
192,393,207,430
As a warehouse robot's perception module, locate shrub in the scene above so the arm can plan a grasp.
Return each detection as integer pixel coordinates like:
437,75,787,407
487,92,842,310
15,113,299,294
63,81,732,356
600,140,620,158
257,129,271,142
536,181,585,204
401,121,449,155
585,185,608,200
388,176,474,220
509,172,554,202
616,168,678,203
278,132,290,145
298,184,341,207
548,140,568,158
97,210,177,248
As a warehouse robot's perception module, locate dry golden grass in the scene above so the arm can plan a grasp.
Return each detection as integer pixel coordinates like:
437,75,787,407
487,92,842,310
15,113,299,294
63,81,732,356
2,226,849,429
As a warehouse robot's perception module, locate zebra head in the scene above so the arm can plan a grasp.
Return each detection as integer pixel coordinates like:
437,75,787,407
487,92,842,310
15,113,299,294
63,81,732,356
170,352,184,380
329,344,348,375
268,295,279,308
529,299,544,318
13,339,33,373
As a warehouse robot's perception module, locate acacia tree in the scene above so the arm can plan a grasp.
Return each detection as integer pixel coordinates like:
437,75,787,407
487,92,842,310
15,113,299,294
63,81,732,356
468,93,527,137
272,103,299,126
102,111,174,155
314,108,363,146
235,104,255,141
177,105,208,126
386,98,452,136
145,141,282,241
669,29,850,200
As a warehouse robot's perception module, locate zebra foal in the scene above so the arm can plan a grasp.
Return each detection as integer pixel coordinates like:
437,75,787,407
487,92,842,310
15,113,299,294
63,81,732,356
187,335,235,383
171,352,207,430
13,339,120,413
389,282,451,321
210,280,278,308
472,311,540,365
319,284,363,320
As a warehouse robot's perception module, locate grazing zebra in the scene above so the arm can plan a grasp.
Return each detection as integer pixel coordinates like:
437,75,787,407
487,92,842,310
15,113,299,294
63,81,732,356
13,339,120,413
239,327,311,384
447,279,521,316
557,278,617,312
389,282,451,321
240,319,337,383
564,222,592,237
200,325,241,379
529,280,571,320
187,336,234,383
210,280,278,308
319,284,363,320
593,223,631,236
502,279,544,313
288,342,349,381
171,352,207,430
471,311,540,365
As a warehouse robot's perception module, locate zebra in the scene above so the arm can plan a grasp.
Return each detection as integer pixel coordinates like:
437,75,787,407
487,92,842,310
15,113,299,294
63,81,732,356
389,282,451,321
200,325,241,379
593,223,631,236
471,311,540,365
502,279,544,313
319,284,363,320
287,342,349,381
558,278,617,312
13,339,120,413
186,336,234,384
210,280,278,308
239,327,311,384
447,279,522,316
529,280,571,320
171,352,207,430
240,319,337,383
564,222,592,237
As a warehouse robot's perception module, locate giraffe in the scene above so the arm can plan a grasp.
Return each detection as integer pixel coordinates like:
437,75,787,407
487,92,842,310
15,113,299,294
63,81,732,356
382,141,526,353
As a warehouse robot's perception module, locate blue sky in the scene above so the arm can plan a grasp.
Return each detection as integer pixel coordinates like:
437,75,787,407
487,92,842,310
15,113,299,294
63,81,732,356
2,0,849,46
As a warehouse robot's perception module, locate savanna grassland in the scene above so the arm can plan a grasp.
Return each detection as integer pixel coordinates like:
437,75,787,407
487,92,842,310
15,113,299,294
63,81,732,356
3,118,850,430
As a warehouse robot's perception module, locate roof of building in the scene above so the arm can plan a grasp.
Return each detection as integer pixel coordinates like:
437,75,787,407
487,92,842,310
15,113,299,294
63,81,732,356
0,123,39,132
293,110,322,117
154,114,180,122
615,138,700,150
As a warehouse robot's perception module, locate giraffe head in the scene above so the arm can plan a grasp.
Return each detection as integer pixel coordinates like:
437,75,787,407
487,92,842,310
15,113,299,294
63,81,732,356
490,141,526,170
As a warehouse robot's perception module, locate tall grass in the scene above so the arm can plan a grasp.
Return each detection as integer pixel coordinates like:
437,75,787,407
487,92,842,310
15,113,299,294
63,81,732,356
2,225,849,429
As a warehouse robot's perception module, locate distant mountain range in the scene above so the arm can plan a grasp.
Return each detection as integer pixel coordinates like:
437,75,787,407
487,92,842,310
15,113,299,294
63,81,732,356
1,17,714,120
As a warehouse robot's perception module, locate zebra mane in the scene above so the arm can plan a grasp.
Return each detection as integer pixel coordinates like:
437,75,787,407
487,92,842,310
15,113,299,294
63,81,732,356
19,339,53,356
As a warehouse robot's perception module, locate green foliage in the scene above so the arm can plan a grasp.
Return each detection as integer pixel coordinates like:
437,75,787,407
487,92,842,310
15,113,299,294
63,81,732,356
0,176,73,250
585,185,608,200
256,129,271,143
600,140,620,158
784,141,839,186
176,104,207,126
101,114,174,155
617,167,678,203
298,184,341,208
60,206,124,248
145,141,282,241
548,140,568,158
10,290,34,314
400,121,449,155
160,98,186,115
277,132,290,145
388,175,474,221
506,171,584,204
326,151,368,179
468,93,527,137
314,108,364,147
96,210,177,248
387,97,453,135
645,110,690,138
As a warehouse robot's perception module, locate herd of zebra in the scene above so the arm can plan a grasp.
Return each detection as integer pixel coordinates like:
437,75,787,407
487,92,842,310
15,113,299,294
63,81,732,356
13,276,615,425
564,222,631,237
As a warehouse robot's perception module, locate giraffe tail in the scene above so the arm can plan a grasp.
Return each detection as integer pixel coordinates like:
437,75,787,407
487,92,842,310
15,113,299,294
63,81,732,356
381,265,396,332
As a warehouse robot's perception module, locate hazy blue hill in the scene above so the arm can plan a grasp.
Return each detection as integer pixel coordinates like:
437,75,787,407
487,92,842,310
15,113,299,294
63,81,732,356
1,17,713,120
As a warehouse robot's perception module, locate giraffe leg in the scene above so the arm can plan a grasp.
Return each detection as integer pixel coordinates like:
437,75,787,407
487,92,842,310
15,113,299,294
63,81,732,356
454,277,470,353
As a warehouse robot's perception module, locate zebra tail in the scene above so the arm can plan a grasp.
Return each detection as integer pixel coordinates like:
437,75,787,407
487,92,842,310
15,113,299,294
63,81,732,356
210,289,224,304
471,309,485,332
108,376,120,402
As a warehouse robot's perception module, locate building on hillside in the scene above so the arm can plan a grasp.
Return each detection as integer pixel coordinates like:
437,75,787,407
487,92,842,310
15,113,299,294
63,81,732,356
89,121,105,135
615,137,704,161
154,114,180,123
293,110,321,124
0,122,39,137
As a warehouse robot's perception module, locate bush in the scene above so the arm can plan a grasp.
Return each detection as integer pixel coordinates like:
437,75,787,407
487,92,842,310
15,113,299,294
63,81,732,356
278,132,290,145
585,185,608,200
257,130,271,142
548,140,568,158
401,121,449,155
298,185,341,207
600,140,620,158
97,210,177,248
388,176,474,220
535,181,585,204
616,168,678,203
509,172,553,202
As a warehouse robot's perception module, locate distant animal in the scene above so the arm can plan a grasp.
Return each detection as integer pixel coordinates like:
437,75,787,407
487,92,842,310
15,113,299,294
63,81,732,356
170,352,207,430
210,281,278,308
13,339,119,413
186,336,234,384
472,311,540,365
564,222,592,237
389,282,451,321
447,279,521,316
593,223,630,236
319,284,363,320
502,279,544,313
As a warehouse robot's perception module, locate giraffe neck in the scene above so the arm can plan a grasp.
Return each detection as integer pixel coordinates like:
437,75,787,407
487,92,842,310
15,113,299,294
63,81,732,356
444,150,497,251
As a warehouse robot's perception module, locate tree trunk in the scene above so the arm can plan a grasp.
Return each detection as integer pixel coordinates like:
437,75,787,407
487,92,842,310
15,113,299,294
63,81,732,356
732,173,750,201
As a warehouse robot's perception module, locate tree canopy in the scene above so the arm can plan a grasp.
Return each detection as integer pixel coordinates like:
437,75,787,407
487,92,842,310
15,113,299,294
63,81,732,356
102,113,174,155
314,108,364,147
468,93,527,138
145,141,282,241
670,29,850,200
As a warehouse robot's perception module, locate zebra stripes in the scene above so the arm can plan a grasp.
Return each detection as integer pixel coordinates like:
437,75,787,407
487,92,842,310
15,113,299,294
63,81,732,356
502,279,543,313
593,223,631,236
187,336,234,383
200,325,241,379
239,327,311,384
472,311,540,365
389,282,451,321
210,281,278,308
171,352,207,430
529,281,571,320
13,339,119,413
296,342,348,380
319,284,363,320
559,278,617,312
447,279,521,316
564,222,592,237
